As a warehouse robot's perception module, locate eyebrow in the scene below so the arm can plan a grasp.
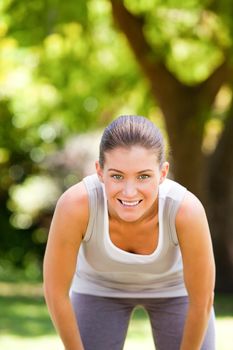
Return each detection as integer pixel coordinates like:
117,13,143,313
107,168,153,174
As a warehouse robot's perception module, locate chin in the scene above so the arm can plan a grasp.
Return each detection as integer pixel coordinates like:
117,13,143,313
117,213,143,223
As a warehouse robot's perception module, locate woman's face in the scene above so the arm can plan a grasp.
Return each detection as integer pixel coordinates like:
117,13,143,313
96,146,169,223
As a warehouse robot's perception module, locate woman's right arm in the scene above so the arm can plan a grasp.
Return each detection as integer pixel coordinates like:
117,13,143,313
43,182,89,350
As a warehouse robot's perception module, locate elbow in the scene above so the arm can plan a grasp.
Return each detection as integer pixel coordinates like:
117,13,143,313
43,274,58,307
43,282,62,316
43,279,53,307
207,291,215,313
43,278,70,310
190,291,214,316
206,289,214,309
203,292,214,316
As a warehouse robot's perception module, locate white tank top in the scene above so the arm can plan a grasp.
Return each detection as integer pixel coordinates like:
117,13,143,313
71,174,188,298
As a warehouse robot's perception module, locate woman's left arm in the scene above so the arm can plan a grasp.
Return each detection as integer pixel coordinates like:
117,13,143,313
176,191,215,350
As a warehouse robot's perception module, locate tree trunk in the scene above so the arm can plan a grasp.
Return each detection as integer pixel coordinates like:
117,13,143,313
159,89,205,197
207,103,233,291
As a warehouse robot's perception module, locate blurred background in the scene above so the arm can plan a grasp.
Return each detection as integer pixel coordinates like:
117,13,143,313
0,0,233,349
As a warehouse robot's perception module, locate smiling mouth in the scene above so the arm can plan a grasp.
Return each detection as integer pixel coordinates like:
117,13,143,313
118,199,142,207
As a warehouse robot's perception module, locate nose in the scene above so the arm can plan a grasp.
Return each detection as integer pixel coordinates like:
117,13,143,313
122,180,138,198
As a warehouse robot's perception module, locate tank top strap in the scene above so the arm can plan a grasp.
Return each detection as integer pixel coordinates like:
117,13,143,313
82,174,103,242
164,180,187,246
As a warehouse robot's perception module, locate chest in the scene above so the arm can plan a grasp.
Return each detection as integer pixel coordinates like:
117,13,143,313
109,218,159,255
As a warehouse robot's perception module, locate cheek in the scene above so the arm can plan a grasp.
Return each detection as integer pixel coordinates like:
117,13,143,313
142,183,159,198
104,181,120,197
145,189,157,199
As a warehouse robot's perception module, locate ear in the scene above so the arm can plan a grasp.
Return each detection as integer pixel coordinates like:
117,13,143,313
159,161,169,184
95,160,104,183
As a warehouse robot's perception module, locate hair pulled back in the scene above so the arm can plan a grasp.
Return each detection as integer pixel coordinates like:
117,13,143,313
99,115,165,168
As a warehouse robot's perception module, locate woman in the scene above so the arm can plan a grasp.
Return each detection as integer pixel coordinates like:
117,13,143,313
43,115,216,350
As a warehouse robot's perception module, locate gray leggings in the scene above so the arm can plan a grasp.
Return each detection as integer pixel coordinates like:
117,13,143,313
71,292,215,350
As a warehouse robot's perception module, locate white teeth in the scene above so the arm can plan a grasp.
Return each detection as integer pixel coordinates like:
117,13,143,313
121,200,140,207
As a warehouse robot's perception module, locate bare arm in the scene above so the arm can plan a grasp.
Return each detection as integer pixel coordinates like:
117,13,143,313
43,182,89,350
176,192,215,350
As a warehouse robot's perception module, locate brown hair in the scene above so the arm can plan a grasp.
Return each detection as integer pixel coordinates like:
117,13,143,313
99,115,165,168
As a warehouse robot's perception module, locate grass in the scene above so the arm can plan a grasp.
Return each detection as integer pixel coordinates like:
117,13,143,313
0,281,232,350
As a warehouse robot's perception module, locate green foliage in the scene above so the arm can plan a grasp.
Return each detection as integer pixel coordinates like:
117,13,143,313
209,0,233,29
140,2,231,83
0,0,152,272
4,0,88,46
121,0,232,84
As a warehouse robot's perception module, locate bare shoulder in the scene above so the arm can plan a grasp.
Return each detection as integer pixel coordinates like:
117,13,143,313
44,181,90,292
52,180,89,241
57,180,88,214
176,191,206,226
175,190,210,242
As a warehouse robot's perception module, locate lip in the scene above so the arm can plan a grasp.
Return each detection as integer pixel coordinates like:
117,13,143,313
117,199,142,207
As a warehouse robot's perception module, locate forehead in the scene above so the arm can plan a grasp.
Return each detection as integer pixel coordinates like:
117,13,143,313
104,146,159,169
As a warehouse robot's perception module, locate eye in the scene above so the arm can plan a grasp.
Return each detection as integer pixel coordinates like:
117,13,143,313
111,174,123,180
138,174,150,180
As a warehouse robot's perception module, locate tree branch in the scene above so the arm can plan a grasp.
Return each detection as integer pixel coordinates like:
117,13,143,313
208,98,233,196
199,61,231,106
109,0,183,105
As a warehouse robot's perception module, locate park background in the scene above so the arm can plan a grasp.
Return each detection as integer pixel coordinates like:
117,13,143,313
0,0,233,348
